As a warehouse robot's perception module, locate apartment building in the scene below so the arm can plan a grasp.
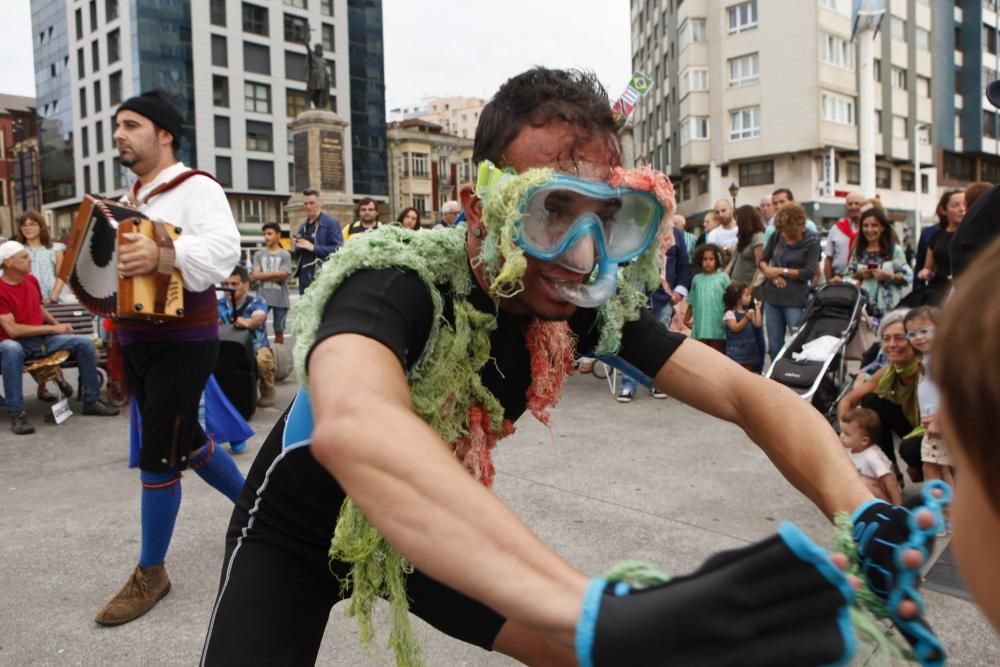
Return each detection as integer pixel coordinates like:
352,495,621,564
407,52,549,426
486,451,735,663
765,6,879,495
630,0,936,231
934,0,1000,187
29,0,387,240
0,94,42,238
390,96,486,140
386,118,473,225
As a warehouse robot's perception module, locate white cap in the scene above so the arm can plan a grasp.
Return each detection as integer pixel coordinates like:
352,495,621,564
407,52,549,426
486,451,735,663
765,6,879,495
0,240,26,264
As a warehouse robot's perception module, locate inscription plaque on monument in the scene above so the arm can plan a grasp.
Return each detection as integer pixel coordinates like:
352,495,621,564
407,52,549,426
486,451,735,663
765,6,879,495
293,133,309,191
319,130,345,192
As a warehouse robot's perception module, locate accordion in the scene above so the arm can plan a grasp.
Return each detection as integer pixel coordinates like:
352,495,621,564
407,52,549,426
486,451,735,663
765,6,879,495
59,196,185,320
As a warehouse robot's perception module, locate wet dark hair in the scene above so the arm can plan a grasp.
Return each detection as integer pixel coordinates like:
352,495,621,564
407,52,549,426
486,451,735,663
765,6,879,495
723,281,748,311
855,207,895,260
735,205,764,252
473,67,620,167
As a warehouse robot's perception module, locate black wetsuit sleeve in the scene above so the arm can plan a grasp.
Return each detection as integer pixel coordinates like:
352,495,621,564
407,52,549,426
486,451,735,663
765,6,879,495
571,307,686,378
307,268,434,372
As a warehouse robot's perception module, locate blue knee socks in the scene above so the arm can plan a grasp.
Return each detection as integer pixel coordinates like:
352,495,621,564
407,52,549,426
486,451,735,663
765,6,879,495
189,438,245,503
138,469,182,568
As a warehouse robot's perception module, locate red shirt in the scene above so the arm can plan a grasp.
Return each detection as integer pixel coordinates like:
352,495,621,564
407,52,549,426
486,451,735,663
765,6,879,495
0,274,43,342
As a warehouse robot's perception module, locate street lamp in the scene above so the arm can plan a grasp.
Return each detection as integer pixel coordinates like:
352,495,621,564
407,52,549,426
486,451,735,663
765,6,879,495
728,181,739,206
913,123,930,247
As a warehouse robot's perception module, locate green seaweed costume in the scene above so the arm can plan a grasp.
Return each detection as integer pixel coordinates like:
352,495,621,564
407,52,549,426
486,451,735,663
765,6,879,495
290,165,668,666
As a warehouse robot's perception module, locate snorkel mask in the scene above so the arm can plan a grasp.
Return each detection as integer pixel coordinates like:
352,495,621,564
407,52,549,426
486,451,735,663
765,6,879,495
474,160,674,307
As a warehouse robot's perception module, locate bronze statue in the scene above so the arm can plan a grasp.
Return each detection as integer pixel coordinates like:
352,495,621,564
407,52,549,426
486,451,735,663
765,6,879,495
302,30,332,110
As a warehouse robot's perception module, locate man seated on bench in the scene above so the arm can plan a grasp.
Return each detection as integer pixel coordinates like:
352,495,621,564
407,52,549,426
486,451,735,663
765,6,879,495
218,265,276,408
0,241,119,435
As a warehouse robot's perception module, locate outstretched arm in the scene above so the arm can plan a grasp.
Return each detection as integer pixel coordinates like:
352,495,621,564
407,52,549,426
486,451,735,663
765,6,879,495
653,338,871,518
308,333,587,645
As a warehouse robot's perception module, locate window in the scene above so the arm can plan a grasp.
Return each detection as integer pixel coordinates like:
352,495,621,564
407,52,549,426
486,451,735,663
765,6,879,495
892,115,908,138
242,3,269,36
246,120,273,152
243,42,270,74
680,116,710,143
113,156,124,189
79,87,87,118
821,0,850,14
943,153,975,181
98,162,106,192
678,18,706,51
985,24,997,55
728,52,759,86
982,159,1000,183
284,0,307,7
729,106,761,140
983,66,999,90
82,126,90,157
917,76,931,98
321,0,334,16
915,27,930,51
77,47,85,78
985,110,998,139
876,166,891,189
413,195,429,216
214,116,231,147
210,0,226,26
84,165,92,194
89,0,98,31
739,160,774,186
216,157,233,187
285,51,307,81
891,16,906,41
91,40,100,72
287,88,308,117
109,71,122,105
245,82,271,113
728,1,758,33
322,24,335,52
213,75,230,107
284,13,308,42
822,93,855,125
822,33,854,69
237,198,265,222
247,160,274,189
901,170,915,191
75,8,83,40
846,162,860,185
96,120,105,153
682,68,708,96
681,179,690,201
412,153,429,176
889,66,907,90
93,80,102,112
107,29,120,63
212,35,228,67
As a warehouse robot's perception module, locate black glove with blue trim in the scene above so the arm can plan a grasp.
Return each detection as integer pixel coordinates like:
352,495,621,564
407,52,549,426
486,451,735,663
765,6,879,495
575,522,856,667
852,483,951,666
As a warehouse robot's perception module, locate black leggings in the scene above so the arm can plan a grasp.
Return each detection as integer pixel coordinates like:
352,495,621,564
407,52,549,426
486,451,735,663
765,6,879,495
858,394,922,469
200,408,506,665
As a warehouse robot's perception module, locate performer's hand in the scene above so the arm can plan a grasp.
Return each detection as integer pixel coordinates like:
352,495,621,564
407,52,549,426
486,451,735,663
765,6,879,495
295,238,315,252
852,496,947,663
575,523,856,667
50,323,73,334
118,232,160,277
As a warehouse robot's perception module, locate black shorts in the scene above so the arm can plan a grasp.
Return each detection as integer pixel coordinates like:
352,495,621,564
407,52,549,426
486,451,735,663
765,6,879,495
122,340,218,472
200,407,506,665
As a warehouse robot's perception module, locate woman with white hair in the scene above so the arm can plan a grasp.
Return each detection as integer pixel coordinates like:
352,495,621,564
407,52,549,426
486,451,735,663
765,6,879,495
837,309,924,483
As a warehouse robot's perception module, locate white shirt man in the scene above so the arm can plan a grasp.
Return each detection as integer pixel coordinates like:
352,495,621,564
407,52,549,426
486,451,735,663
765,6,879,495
824,192,865,280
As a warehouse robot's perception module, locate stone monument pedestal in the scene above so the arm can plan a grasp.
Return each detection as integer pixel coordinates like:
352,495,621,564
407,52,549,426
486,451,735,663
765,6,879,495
286,109,356,236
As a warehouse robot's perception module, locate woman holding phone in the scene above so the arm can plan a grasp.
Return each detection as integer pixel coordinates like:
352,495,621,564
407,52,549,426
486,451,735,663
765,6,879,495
847,207,912,318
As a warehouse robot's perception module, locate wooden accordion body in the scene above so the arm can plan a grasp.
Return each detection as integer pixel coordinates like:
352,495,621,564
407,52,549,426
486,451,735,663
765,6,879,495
60,196,185,320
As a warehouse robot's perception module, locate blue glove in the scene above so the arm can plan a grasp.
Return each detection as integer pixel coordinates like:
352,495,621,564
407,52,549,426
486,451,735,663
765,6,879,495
575,522,856,667
852,480,952,666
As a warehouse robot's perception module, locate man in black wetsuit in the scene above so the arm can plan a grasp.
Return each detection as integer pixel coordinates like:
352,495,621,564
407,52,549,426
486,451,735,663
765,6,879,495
201,68,941,666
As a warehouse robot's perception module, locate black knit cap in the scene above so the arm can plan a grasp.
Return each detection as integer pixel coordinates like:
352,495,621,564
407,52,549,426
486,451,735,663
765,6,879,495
115,90,183,148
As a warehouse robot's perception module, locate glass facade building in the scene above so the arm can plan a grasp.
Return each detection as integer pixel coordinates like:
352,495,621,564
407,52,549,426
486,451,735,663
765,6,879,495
348,0,388,196
31,0,75,204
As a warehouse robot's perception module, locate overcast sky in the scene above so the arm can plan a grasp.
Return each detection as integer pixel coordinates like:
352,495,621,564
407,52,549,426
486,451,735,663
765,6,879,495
1,0,633,112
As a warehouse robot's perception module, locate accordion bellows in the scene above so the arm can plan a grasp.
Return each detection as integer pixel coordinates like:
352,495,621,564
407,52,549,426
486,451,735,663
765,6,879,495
60,196,185,320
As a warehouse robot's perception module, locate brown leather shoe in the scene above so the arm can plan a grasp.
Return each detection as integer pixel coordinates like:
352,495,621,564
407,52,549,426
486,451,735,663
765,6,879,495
95,564,171,626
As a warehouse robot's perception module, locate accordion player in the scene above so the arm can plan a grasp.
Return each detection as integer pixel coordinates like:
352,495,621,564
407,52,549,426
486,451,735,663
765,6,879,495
59,195,184,320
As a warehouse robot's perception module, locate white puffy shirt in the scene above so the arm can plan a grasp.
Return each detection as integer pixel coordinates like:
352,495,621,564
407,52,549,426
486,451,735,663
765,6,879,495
130,162,240,292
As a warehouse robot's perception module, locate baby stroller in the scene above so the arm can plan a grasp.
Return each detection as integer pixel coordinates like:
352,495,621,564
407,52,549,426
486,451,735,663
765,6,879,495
764,282,863,423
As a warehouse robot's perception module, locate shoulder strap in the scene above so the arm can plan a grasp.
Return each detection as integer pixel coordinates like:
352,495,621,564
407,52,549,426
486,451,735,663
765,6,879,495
139,169,218,205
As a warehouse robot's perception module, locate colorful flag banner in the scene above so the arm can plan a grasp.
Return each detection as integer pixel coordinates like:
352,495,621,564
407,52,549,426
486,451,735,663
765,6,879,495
612,71,653,130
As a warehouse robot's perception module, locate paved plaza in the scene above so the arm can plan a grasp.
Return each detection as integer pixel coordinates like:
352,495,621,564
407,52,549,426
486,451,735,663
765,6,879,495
2,363,999,666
